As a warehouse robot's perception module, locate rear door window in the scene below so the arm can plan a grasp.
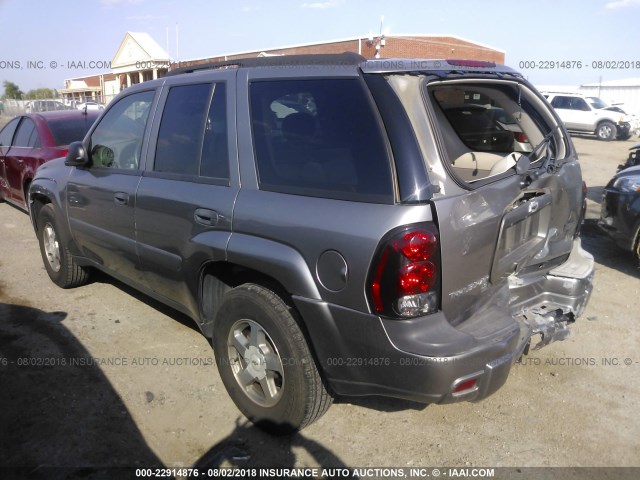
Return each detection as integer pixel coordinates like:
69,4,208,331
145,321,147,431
153,83,229,180
0,117,20,149
13,118,39,148
250,78,394,203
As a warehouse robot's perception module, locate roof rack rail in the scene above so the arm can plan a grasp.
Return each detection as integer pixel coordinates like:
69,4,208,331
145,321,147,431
167,52,366,76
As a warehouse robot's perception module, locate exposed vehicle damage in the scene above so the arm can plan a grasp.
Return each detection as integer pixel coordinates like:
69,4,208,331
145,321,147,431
370,61,594,391
29,55,594,430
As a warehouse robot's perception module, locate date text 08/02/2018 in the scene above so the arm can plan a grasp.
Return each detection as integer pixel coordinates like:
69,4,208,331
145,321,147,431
518,60,640,69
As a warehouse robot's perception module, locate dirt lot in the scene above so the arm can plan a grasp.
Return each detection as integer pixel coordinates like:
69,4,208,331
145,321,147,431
1,128,639,475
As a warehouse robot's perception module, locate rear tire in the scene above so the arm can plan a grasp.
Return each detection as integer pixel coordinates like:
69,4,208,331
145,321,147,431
213,283,332,434
37,204,89,288
596,121,616,141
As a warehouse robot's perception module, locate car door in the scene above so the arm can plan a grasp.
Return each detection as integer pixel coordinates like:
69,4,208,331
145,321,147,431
550,95,591,131
0,117,20,200
135,72,238,313
4,117,41,205
66,89,156,284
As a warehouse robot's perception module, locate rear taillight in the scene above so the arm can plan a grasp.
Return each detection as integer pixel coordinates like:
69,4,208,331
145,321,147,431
369,225,440,318
514,132,529,144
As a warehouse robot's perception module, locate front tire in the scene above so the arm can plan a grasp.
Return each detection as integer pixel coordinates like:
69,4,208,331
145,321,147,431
596,121,616,141
213,284,332,433
37,204,89,288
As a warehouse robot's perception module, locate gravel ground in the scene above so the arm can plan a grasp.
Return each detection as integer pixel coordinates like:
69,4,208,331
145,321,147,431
1,127,639,476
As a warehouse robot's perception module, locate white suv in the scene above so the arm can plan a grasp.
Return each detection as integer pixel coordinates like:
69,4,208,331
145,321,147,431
543,92,631,141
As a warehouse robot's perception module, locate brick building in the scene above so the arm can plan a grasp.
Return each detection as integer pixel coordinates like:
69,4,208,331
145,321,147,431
179,34,504,67
58,33,505,105
58,73,117,105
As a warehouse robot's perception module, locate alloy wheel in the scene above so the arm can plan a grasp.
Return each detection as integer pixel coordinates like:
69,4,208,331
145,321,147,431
227,319,285,408
43,223,61,272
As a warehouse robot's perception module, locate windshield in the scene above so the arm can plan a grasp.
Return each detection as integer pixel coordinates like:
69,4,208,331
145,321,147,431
587,97,609,109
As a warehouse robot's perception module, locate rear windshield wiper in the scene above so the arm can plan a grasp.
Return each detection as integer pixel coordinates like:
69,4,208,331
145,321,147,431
527,125,560,165
519,125,561,186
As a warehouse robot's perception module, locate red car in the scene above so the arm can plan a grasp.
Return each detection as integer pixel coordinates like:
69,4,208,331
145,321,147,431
0,110,99,211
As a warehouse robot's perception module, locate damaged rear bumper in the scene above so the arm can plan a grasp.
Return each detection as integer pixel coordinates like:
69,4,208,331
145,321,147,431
509,237,594,349
296,239,594,405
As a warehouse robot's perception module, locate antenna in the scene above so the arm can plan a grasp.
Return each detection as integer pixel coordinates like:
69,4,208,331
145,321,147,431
176,23,179,61
376,15,385,58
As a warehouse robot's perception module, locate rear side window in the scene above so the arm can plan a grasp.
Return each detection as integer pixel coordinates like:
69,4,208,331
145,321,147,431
551,96,590,111
250,78,394,203
13,118,40,148
154,83,229,180
0,117,20,149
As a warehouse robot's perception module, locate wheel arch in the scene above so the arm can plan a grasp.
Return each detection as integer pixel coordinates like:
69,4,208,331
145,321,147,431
22,176,32,202
28,181,76,252
595,118,617,134
632,217,640,262
197,259,335,397
198,258,314,339
29,183,55,234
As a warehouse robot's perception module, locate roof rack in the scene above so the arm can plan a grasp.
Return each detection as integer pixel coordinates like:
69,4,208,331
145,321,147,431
167,52,366,76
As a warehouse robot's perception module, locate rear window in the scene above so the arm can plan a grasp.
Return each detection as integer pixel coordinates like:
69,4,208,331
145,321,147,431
428,82,556,183
250,78,394,203
47,116,97,146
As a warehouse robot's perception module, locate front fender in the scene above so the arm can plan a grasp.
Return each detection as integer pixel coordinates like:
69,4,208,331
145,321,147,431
29,179,59,230
29,179,77,255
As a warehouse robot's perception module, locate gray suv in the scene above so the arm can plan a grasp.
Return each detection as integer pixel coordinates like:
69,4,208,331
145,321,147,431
28,54,594,432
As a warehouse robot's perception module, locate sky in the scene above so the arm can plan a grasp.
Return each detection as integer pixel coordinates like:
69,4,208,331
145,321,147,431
1,0,640,94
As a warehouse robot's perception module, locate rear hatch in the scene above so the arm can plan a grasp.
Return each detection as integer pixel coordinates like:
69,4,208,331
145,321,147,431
376,64,585,326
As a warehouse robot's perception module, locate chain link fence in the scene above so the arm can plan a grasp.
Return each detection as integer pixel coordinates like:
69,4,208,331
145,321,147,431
0,96,108,117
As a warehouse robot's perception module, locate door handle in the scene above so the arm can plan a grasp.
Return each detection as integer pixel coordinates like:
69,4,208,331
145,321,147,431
194,208,219,226
114,192,129,206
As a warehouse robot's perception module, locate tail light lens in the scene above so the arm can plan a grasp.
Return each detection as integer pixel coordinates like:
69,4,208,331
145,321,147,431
514,132,529,144
369,224,441,318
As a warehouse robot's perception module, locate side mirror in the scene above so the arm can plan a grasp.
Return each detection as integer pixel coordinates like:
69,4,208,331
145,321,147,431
65,141,89,167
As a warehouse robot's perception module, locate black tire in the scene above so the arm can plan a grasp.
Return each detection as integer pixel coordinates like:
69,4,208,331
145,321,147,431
213,283,332,433
596,121,617,141
634,231,640,265
37,204,89,288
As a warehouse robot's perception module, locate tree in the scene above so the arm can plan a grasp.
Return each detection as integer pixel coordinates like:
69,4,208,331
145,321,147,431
25,88,57,100
2,80,23,99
